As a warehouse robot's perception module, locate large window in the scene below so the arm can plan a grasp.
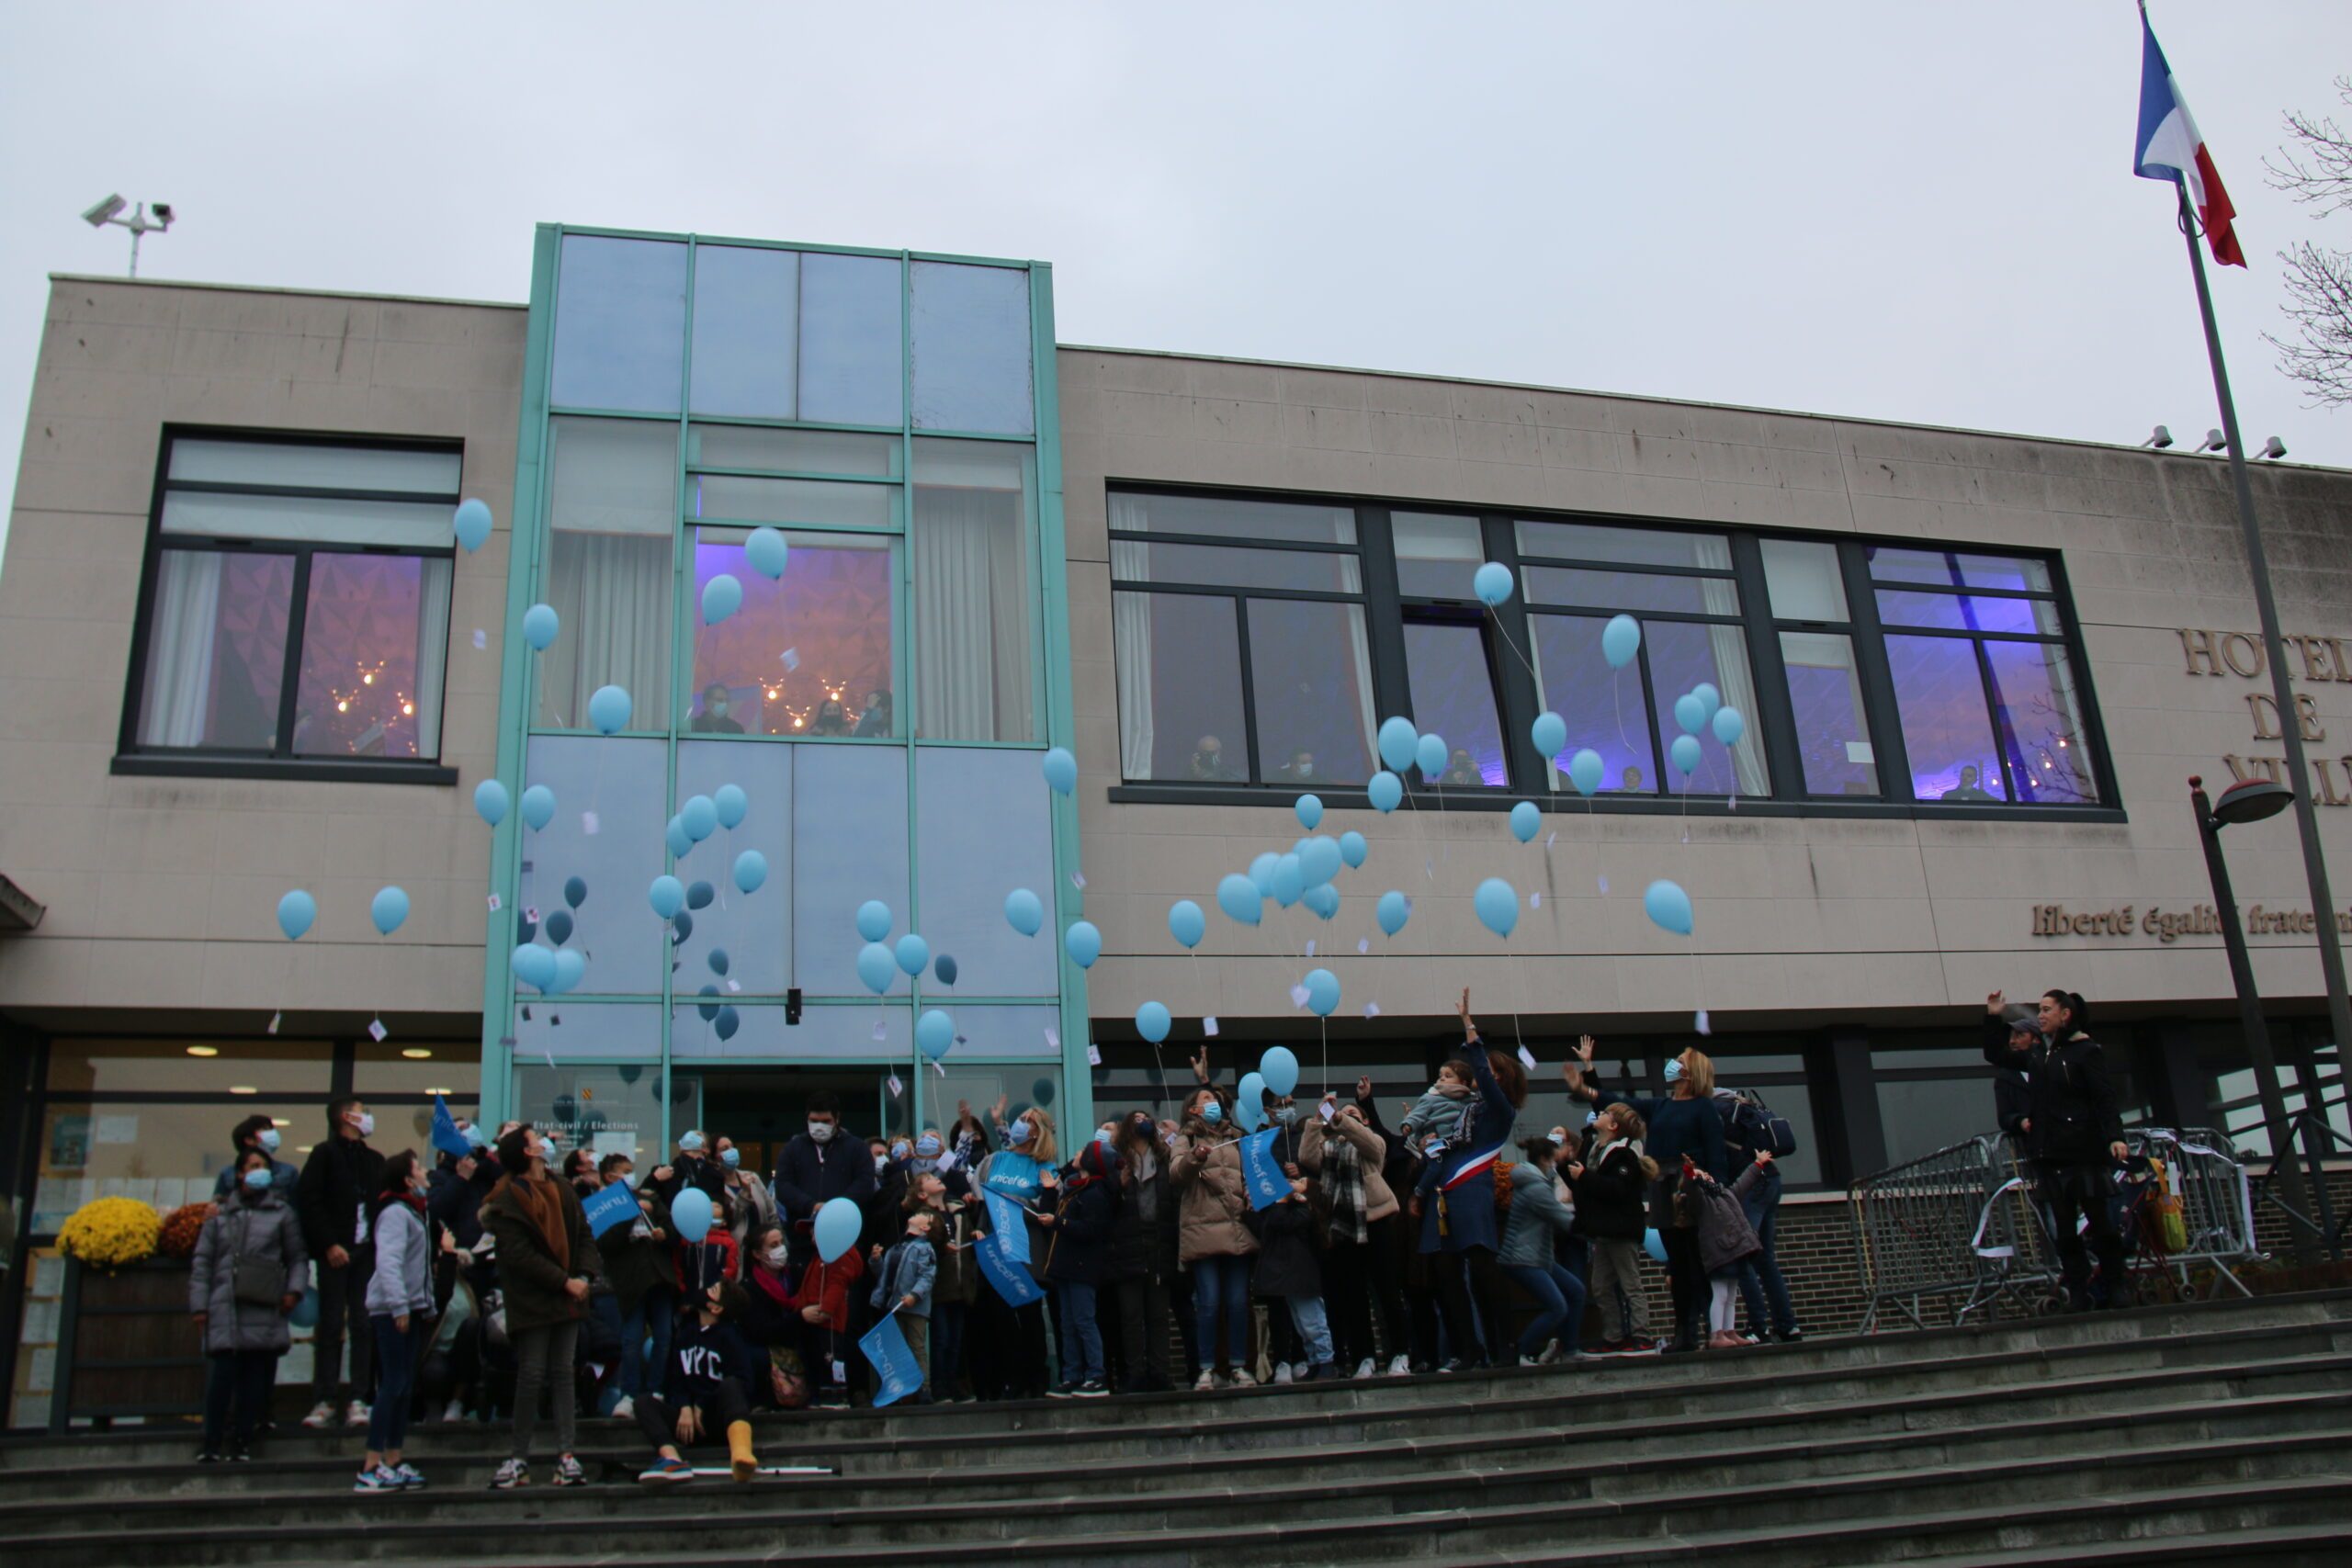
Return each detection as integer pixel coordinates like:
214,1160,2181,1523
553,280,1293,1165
912,439,1035,741
538,417,675,731
123,434,458,769
1106,490,2111,815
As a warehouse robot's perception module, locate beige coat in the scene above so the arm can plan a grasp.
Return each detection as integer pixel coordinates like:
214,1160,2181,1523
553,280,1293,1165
1169,1127,1258,1264
1299,1114,1400,1224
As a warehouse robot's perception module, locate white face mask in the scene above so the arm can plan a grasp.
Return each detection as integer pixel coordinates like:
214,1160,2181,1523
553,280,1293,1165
616,1169,637,1189
353,1111,375,1138
874,1155,888,1175
763,1247,787,1269
808,1121,835,1145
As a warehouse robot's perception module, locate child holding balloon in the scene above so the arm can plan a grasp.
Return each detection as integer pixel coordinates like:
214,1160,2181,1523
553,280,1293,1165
786,1204,866,1409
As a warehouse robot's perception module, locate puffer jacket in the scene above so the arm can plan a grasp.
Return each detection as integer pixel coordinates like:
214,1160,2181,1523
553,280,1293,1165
1170,1123,1258,1265
1107,1147,1169,1281
1299,1114,1399,1223
1570,1138,1650,1241
1498,1162,1577,1268
1982,1017,2123,1166
1041,1145,1118,1287
364,1196,435,1318
1243,1192,1319,1298
188,1186,308,1354
479,1173,604,1337
1692,1161,1767,1274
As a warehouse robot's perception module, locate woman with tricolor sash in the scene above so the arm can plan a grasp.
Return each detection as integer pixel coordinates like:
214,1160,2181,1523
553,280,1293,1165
1408,988,1526,1371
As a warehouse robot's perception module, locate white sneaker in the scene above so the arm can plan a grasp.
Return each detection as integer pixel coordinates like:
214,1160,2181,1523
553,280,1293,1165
345,1400,370,1428
440,1399,467,1424
610,1395,635,1421
1518,1353,1544,1368
1272,1363,1293,1385
1385,1355,1411,1377
302,1400,337,1429
1228,1369,1256,1388
1354,1358,1376,1380
1193,1370,1217,1392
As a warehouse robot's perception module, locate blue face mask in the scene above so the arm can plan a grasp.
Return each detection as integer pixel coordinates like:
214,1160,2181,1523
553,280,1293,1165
720,1147,740,1168
1201,1102,1223,1125
1664,1059,1685,1084
1096,1131,1114,1149
890,1142,910,1162
916,1135,942,1157
243,1168,272,1192
258,1128,281,1154
1007,1121,1034,1146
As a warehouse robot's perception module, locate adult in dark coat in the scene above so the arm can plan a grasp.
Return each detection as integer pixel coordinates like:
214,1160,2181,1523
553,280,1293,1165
772,1092,876,1266
294,1096,385,1421
1038,1141,1117,1392
1984,989,2130,1310
1409,991,1524,1370
1105,1112,1174,1392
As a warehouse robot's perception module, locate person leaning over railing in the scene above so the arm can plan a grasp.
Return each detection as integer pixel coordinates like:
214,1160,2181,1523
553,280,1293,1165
1984,989,2130,1312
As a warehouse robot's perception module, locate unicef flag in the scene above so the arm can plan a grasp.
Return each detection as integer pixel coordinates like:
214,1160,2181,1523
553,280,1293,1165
976,1230,1044,1307
1240,1127,1289,1211
581,1181,643,1238
430,1095,472,1160
859,1309,925,1408
982,1189,1031,1264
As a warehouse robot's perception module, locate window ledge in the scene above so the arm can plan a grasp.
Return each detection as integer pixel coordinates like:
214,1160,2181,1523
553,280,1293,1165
111,754,458,787
1103,783,2126,826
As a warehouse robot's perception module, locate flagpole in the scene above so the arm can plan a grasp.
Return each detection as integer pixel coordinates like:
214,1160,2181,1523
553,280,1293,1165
2172,177,2352,1181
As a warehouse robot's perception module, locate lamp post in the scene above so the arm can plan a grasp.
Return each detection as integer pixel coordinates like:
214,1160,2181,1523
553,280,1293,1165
2188,774,2317,1260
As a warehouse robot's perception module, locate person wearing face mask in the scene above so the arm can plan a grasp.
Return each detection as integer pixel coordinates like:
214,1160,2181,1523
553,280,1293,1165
691,682,744,735
297,1096,387,1429
356,1152,437,1492
1187,734,1233,782
772,1093,877,1269
594,1153,676,1419
211,1113,298,1200
634,1280,763,1484
1104,1112,1175,1393
861,1137,910,1259
713,1137,779,1254
481,1122,604,1489
968,1104,1057,1401
1408,991,1529,1373
1303,1090,1408,1379
1170,1087,1258,1390
1038,1139,1118,1397
653,1130,726,1209
190,1147,308,1462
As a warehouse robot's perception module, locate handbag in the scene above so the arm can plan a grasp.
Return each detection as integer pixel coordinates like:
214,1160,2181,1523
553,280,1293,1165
228,1213,283,1308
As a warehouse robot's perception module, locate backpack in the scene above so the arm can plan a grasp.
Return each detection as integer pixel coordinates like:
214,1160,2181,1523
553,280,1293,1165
1722,1092,1798,1160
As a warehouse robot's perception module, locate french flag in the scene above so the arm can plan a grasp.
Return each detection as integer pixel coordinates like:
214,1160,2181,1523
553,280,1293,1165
2134,5,2245,268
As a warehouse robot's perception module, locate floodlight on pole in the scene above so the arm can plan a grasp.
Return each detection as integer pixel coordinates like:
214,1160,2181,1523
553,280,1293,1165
82,194,174,278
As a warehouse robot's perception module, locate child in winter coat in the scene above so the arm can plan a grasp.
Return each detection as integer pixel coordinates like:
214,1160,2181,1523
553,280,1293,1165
786,1244,865,1407
869,1210,939,1401
1244,1171,1337,1382
1039,1140,1118,1397
1571,1104,1660,1353
1685,1149,1772,1349
1399,1061,1477,1146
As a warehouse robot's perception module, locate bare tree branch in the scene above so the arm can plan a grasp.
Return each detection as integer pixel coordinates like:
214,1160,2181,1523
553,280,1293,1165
2265,77,2352,407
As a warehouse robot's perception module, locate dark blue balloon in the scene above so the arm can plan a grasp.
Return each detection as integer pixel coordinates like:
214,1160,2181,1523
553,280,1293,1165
1033,1077,1056,1107
563,875,587,909
516,912,537,945
708,948,729,976
714,1006,740,1042
686,880,716,910
934,953,958,987
696,984,721,1022
671,910,694,943
544,909,573,946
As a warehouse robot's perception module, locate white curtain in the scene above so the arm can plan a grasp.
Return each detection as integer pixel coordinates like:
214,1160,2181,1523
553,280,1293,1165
913,485,1031,741
137,550,223,747
1336,552,1378,773
412,557,452,759
1696,537,1770,795
544,532,672,729
1111,494,1155,777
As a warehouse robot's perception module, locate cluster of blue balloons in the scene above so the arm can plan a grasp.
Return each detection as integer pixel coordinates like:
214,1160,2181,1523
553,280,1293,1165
273,886,411,942
1665,681,1744,779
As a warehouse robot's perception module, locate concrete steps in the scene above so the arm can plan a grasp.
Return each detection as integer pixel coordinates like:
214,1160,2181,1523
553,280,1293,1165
4,1290,2347,1566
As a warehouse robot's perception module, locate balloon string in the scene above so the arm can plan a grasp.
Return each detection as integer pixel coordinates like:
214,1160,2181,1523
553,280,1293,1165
1485,605,1543,684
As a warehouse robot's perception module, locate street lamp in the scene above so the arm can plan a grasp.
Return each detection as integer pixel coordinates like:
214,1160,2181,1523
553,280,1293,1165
2188,773,2317,1259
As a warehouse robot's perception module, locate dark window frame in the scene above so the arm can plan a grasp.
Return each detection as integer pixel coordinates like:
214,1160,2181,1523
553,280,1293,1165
114,427,463,785
1104,483,2122,825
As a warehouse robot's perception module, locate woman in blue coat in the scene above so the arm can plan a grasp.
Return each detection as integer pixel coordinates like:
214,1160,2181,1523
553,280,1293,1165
1409,989,1527,1370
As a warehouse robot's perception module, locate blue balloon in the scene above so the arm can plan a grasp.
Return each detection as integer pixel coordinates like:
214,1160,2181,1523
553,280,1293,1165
895,933,931,976
702,573,743,626
1237,1072,1267,1133
453,498,492,551
1712,705,1747,748
714,1005,740,1042
1669,734,1702,776
1510,802,1541,843
921,952,951,987
544,909,573,946
521,785,555,831
1601,614,1641,670
588,684,632,734
473,779,509,827
666,818,694,860
1675,693,1706,737
696,983,721,1022
1339,830,1367,869
681,795,718,841
1645,1227,1668,1265
1415,733,1447,781
1216,874,1262,926
918,1009,956,1061
513,943,556,992
671,1188,714,1244
686,879,716,910
1692,682,1722,723
521,603,559,651
1002,888,1043,937
1531,711,1567,758
1367,771,1403,813
1375,889,1410,937
669,910,693,943
1303,969,1340,1018
550,949,586,995
648,875,684,919
1568,749,1604,796
1064,920,1102,970
856,900,893,942
1475,877,1520,939
1271,854,1305,908
563,875,588,910
1169,899,1205,949
1249,852,1282,897
1377,716,1419,773
856,942,897,995
708,947,729,976
713,784,748,829
1041,747,1078,795
1303,882,1340,920
277,889,316,942
733,850,767,895
1298,835,1342,887
814,1197,862,1263
1136,1001,1171,1044
744,525,791,580
289,1287,320,1330
1260,1045,1300,1097
1645,879,1694,936
1295,794,1323,829
1473,560,1514,605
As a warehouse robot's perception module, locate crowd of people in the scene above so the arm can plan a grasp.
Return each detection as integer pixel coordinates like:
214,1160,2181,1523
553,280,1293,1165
184,987,1828,1491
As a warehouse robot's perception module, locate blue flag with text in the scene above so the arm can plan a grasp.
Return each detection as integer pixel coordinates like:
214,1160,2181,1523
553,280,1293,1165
1240,1127,1289,1210
976,1230,1044,1307
859,1308,924,1407
581,1181,643,1238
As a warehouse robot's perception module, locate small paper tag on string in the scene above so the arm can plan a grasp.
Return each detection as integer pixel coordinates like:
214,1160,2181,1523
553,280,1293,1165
1288,984,1310,1010
487,893,503,911
1086,1043,1102,1066
1728,794,1737,812
1363,1002,1382,1019
1424,857,1434,880
267,1010,282,1036
871,1021,888,1042
542,1047,558,1070
1319,1100,1336,1122
368,1018,389,1043
1357,938,1371,954
1598,875,1610,894
1044,1026,1060,1051
1680,827,1690,845
1203,1017,1219,1037
472,628,488,650
1695,1009,1712,1036
933,1060,946,1077
780,648,801,671
888,1072,903,1099
1530,891,1542,908
581,812,599,837
524,906,540,925
1069,871,1086,891
726,980,741,993
1518,1045,1538,1071
831,1359,846,1385
1546,830,1557,849
1305,940,1317,958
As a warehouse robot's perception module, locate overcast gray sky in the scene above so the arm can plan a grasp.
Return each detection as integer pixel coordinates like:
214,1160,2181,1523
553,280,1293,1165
4,1,2348,568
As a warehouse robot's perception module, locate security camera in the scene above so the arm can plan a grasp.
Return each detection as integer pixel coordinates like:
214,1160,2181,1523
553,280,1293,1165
2143,424,2173,449
2259,436,2287,460
151,202,174,225
83,194,128,228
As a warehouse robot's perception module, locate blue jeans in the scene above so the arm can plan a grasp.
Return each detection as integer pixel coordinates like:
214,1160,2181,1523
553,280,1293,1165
366,1313,426,1453
1282,1294,1334,1366
1503,1261,1588,1359
621,1287,674,1399
1052,1280,1103,1383
1735,1163,1797,1337
1191,1255,1251,1371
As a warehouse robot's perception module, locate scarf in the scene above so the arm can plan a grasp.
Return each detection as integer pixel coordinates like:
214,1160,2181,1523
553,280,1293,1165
1324,1128,1368,1245
493,1171,570,1273
748,1259,793,1309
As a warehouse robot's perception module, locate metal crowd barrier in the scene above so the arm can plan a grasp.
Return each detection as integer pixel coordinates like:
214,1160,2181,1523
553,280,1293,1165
1849,1126,2259,1334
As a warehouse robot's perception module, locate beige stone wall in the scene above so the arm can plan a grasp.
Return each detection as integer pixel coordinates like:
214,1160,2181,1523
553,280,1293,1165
1056,347,2352,1035
0,277,525,1026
